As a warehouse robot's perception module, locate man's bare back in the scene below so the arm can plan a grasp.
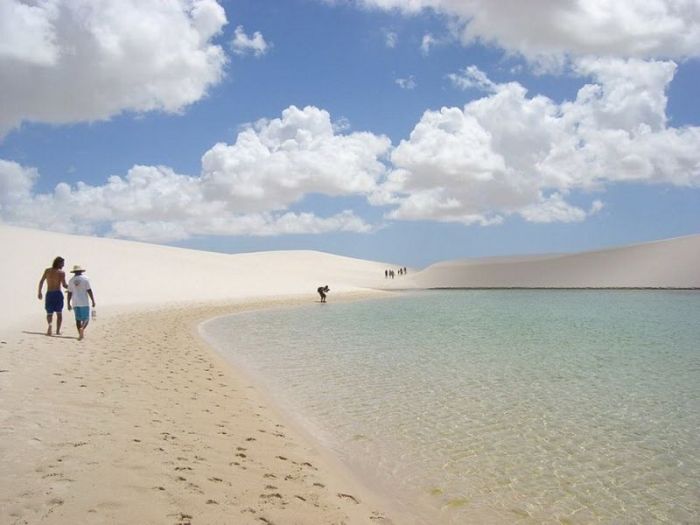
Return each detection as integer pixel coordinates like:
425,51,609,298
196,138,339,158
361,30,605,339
38,257,68,336
41,267,67,292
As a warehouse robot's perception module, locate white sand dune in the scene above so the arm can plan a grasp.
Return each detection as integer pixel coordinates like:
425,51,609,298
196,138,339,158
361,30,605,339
407,234,700,289
0,224,392,333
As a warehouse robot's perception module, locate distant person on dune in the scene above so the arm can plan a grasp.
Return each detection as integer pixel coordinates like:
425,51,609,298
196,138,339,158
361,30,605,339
67,265,96,341
37,256,68,336
317,285,330,303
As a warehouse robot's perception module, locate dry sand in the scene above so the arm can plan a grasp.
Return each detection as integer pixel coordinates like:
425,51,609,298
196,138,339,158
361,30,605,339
1,224,698,524
1,298,404,525
407,234,700,289
0,224,395,334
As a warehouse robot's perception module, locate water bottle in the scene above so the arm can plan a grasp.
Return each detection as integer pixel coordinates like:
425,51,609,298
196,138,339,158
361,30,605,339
91,308,97,321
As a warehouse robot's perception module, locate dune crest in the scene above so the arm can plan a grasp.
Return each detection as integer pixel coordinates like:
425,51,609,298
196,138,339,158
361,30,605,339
410,235,700,289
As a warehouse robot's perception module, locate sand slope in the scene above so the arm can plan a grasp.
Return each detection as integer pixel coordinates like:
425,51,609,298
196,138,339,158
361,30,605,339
0,224,392,333
408,234,700,289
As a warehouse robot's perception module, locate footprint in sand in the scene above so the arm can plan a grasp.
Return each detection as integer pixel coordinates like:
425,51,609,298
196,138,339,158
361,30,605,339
370,512,393,523
174,512,192,525
188,483,204,494
259,492,283,500
337,493,360,504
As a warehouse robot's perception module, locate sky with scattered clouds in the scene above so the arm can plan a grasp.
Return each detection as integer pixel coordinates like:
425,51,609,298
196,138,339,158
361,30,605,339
1,0,698,266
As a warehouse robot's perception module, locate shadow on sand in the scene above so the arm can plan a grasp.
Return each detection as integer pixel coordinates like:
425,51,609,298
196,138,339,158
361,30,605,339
22,331,79,340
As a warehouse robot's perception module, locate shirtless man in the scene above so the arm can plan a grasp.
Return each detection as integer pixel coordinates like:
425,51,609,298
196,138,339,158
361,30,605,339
37,256,68,336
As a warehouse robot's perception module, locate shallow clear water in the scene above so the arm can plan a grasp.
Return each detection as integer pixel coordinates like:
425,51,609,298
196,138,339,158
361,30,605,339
201,291,700,523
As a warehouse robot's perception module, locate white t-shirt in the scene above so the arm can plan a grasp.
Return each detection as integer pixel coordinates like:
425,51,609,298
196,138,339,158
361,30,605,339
68,274,92,307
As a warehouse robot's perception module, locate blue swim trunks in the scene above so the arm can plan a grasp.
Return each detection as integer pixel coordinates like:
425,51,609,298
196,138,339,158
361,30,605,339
45,290,64,313
74,306,90,322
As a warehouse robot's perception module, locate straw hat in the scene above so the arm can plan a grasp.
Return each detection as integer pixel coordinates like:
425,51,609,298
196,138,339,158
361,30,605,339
70,265,86,273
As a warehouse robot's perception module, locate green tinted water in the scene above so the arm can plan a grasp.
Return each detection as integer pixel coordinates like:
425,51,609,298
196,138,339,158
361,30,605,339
202,290,700,523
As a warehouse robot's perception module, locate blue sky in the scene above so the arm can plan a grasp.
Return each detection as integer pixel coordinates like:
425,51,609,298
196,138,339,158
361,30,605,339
1,0,699,267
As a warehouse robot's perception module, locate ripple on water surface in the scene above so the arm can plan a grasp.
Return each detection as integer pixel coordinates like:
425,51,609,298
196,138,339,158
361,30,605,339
202,290,700,523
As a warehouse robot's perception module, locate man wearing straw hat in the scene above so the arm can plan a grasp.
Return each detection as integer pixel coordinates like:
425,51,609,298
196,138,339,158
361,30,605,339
67,265,96,341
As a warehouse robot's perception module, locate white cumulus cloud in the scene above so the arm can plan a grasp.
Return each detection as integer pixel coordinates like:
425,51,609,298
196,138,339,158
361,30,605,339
0,158,38,211
354,0,700,62
378,60,700,225
0,0,228,137
231,25,271,57
200,105,392,212
448,65,497,92
0,0,59,65
0,106,390,241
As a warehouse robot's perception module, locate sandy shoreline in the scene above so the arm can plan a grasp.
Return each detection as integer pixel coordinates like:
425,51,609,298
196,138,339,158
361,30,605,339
0,295,406,525
2,224,698,524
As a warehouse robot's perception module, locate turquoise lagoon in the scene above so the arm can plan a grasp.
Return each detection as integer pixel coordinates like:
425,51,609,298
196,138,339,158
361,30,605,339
201,291,700,523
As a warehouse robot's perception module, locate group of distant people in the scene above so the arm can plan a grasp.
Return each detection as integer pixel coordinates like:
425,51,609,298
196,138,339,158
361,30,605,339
37,256,96,340
316,265,409,303
385,267,407,279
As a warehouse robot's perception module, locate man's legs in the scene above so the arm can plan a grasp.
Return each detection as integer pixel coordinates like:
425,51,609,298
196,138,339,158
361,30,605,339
45,292,64,336
75,307,89,340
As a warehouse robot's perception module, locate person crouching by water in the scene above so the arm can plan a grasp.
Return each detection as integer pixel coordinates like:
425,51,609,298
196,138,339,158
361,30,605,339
37,256,68,336
67,265,96,341
317,285,330,303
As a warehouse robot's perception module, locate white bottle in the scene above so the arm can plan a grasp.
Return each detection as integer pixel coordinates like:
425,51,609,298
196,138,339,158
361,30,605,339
91,308,97,321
